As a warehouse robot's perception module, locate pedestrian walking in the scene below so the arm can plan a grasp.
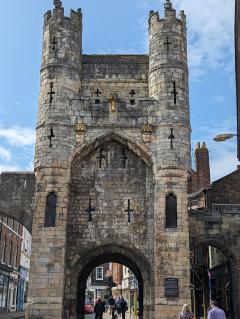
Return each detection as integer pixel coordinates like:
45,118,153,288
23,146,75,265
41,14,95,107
120,297,128,319
108,295,116,318
179,304,194,319
94,298,105,319
207,301,226,319
116,297,122,315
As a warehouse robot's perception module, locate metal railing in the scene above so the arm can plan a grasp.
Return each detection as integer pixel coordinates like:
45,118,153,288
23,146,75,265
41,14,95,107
212,204,240,213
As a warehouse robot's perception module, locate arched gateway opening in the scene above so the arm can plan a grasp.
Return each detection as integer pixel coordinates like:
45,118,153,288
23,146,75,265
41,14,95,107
64,245,153,319
190,242,237,319
77,252,144,319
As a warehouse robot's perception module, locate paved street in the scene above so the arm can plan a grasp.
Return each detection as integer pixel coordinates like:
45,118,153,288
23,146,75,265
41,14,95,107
0,312,133,319
86,312,132,319
0,312,25,319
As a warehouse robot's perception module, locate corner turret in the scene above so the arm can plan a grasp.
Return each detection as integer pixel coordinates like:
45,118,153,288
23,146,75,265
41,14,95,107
149,3,192,316
148,0,190,169
35,1,83,169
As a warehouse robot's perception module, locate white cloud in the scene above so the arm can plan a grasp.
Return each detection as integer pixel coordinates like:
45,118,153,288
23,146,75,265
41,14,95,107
210,145,238,181
0,126,35,146
0,147,11,161
137,0,235,78
174,0,234,77
0,164,19,173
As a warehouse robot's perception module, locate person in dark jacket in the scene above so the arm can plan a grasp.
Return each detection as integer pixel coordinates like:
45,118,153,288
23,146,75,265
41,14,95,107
108,296,116,318
94,298,105,319
120,297,128,319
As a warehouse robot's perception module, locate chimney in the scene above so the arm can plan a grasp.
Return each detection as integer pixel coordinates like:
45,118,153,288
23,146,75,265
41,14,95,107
195,142,211,189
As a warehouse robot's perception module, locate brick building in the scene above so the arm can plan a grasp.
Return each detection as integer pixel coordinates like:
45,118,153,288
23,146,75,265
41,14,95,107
188,142,240,212
188,142,211,194
17,227,31,311
0,216,22,312
111,263,123,287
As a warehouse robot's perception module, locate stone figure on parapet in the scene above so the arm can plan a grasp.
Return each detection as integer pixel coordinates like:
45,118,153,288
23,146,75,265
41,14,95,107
164,0,173,10
54,0,62,9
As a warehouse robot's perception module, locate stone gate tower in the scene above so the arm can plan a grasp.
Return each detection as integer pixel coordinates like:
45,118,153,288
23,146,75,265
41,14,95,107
27,0,192,318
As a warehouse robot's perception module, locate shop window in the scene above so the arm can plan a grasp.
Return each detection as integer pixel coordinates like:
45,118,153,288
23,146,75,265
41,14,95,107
44,192,57,227
0,273,9,308
166,193,177,228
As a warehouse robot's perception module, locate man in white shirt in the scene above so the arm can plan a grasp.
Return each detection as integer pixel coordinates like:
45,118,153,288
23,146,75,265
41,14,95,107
208,301,226,319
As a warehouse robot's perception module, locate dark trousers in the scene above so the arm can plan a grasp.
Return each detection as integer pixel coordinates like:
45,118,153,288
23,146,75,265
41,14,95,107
122,311,126,319
95,313,103,319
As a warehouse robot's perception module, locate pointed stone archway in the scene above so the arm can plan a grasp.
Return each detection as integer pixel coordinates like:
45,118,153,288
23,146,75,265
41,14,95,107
64,245,154,319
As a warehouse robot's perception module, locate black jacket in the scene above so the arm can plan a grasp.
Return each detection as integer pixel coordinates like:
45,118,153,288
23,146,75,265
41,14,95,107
94,302,105,314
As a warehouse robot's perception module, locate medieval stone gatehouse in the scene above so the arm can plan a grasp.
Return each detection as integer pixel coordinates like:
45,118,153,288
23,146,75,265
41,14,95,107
25,0,191,318
0,1,240,318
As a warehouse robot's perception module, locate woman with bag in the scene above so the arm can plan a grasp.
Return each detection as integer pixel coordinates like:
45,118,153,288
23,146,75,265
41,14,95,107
179,304,194,319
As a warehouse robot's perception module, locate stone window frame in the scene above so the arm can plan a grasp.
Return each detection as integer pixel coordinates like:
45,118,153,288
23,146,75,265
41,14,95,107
165,192,178,229
44,192,57,228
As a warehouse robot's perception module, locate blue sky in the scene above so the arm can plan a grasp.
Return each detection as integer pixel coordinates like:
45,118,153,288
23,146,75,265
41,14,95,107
0,0,238,180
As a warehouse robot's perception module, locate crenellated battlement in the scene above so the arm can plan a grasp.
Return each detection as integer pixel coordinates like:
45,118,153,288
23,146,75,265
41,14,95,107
41,3,82,72
43,6,82,29
149,1,186,29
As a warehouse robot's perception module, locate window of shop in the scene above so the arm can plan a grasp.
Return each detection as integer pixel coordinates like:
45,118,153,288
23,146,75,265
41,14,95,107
12,287,16,306
0,273,9,310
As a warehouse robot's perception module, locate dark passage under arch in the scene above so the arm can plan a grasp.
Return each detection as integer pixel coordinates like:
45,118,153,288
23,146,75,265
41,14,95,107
190,243,235,319
77,253,144,319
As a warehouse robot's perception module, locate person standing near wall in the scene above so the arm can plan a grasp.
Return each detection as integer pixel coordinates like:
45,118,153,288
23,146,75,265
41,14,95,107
207,301,226,319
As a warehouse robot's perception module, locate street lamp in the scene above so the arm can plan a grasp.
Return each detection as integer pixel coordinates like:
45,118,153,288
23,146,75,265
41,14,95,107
213,133,238,142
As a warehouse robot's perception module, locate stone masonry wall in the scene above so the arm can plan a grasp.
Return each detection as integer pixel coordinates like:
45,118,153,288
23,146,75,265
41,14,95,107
64,140,154,318
0,172,35,232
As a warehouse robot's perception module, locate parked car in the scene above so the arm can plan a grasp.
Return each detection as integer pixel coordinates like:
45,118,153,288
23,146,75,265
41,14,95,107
84,298,94,314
